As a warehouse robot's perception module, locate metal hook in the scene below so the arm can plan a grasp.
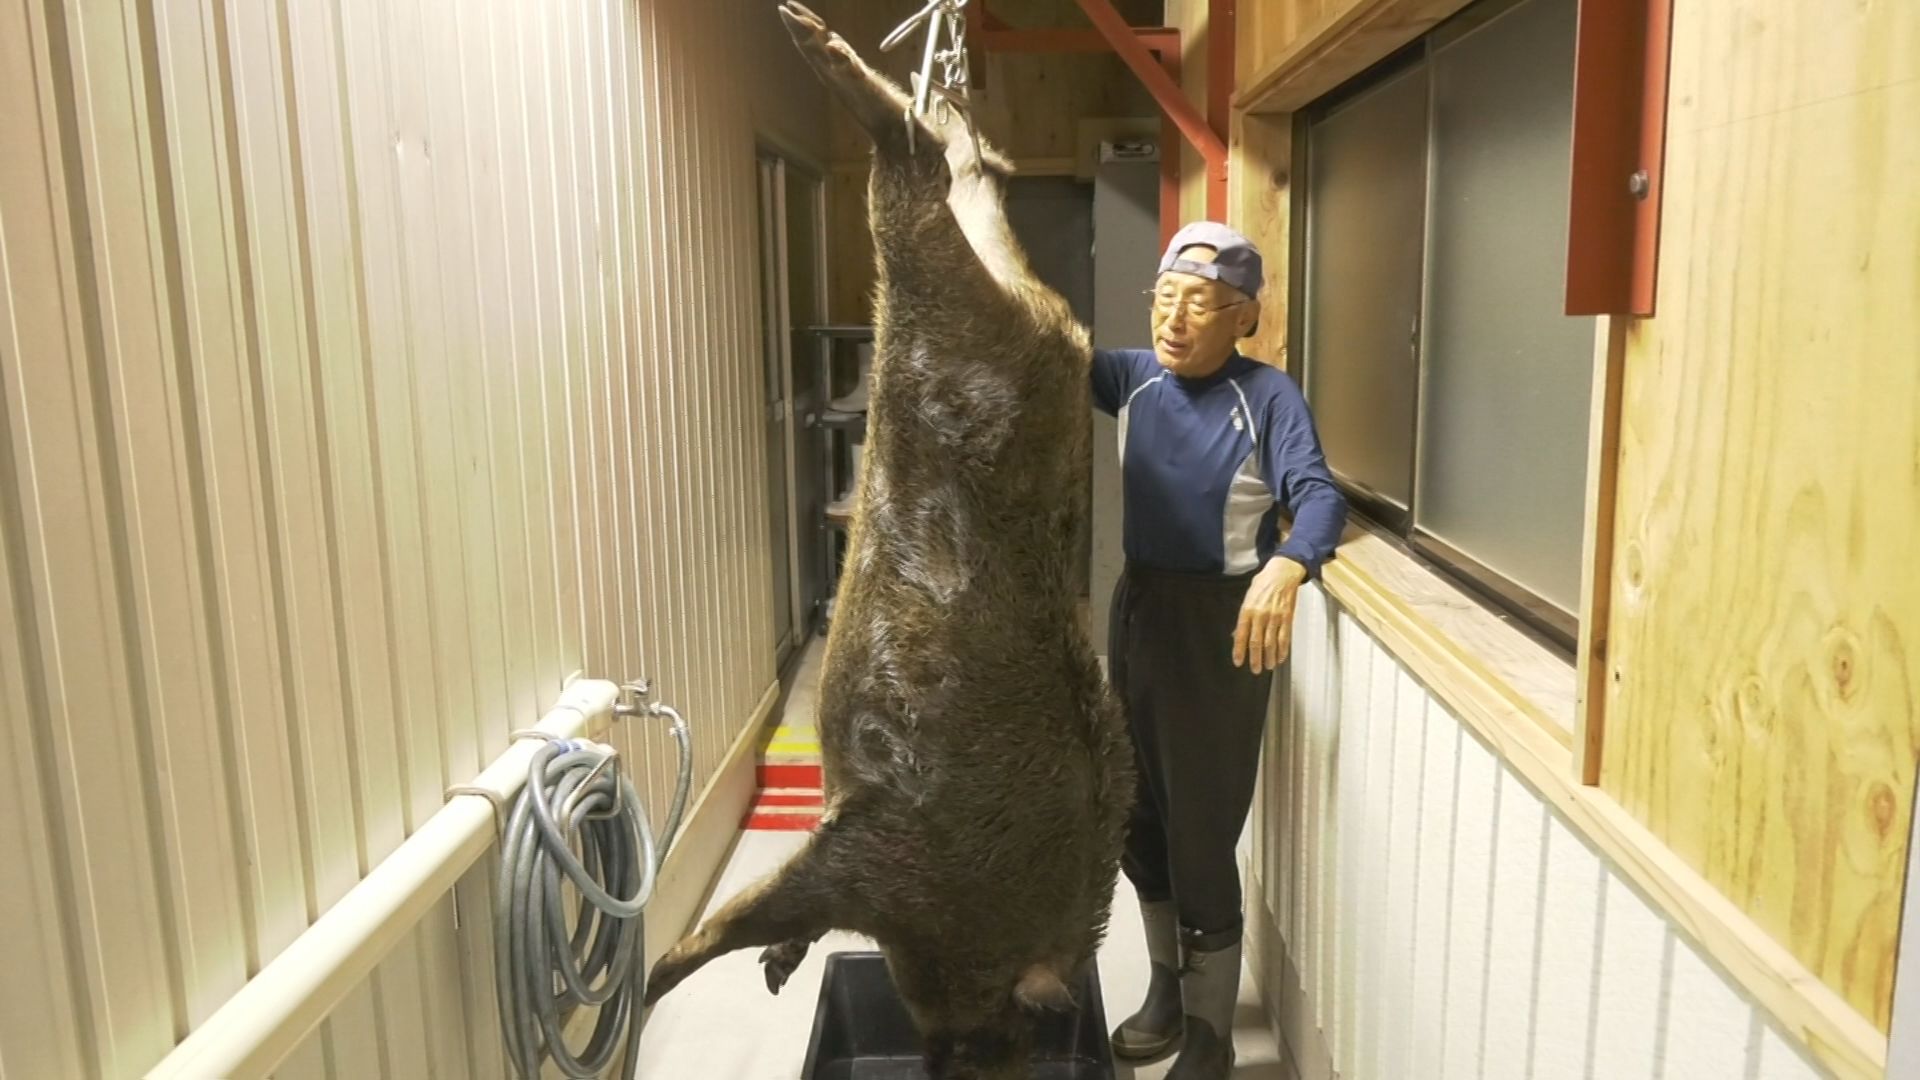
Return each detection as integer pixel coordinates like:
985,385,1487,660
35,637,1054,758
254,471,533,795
879,0,944,52
882,0,975,155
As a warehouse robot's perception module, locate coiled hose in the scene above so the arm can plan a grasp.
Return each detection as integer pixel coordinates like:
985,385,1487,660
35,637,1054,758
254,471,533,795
494,686,693,1079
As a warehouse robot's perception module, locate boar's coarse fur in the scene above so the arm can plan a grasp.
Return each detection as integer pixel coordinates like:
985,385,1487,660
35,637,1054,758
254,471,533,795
642,4,1133,1076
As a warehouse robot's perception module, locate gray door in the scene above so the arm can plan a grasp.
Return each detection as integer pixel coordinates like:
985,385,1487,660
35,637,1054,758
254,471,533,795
1004,176,1097,598
757,156,797,663
1090,156,1160,650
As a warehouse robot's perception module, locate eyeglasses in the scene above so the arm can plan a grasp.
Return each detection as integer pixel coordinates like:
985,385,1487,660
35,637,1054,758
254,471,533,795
1143,289,1254,323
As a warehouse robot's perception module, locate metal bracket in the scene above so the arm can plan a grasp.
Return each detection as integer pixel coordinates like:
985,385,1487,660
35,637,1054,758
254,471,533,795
881,0,982,160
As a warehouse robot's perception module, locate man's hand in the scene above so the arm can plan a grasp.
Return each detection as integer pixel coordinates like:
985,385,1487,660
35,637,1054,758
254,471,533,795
1233,556,1308,674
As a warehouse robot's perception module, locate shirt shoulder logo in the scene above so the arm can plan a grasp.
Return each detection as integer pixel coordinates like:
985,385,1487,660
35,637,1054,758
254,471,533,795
1230,405,1245,432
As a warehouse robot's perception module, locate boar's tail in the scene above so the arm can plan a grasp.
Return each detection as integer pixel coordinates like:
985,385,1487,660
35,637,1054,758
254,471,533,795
1012,963,1076,1013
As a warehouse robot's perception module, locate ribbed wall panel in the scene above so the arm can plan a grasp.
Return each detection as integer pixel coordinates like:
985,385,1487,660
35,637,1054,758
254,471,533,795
1254,585,1832,1079
0,0,823,1076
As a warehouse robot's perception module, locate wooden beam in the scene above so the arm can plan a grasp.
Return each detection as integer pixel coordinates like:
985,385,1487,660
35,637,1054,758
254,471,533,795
977,27,1181,54
1234,0,1472,114
1573,316,1627,785
1205,0,1235,220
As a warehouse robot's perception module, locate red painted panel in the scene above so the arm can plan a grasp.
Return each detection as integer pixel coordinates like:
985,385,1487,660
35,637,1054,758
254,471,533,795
757,763,823,789
1565,0,1673,316
745,813,822,832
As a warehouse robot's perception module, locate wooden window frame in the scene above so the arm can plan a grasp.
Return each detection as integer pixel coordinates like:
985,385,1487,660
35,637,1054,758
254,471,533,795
1233,0,1887,1073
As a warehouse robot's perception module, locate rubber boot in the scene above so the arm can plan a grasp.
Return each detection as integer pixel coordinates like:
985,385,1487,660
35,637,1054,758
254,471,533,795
826,442,863,517
1110,900,1184,1060
830,342,872,413
1166,929,1239,1080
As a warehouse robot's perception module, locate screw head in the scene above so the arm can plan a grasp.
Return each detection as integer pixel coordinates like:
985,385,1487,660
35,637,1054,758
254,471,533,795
1628,169,1651,199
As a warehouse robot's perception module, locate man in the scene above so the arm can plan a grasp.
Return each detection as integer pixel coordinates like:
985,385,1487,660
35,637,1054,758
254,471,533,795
1091,221,1346,1078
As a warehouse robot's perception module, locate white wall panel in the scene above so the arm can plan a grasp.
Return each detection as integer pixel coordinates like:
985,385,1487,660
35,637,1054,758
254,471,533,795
0,0,825,1074
1252,585,1831,1080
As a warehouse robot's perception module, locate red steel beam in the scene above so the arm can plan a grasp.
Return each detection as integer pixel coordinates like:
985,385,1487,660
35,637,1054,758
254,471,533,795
971,0,1231,239
975,27,1182,54
1070,0,1227,172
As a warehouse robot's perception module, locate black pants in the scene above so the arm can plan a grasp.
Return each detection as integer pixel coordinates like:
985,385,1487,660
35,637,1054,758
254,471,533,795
1108,562,1274,951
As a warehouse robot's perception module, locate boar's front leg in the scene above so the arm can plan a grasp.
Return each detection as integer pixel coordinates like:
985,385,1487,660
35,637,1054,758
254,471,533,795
643,835,842,1006
757,932,822,993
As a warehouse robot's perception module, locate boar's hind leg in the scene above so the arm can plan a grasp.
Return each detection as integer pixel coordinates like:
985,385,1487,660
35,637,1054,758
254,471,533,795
779,2,1024,312
642,838,840,1006
778,3,913,150
938,117,1031,295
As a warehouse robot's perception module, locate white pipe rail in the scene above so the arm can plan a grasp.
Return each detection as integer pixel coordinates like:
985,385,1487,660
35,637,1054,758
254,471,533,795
147,678,624,1080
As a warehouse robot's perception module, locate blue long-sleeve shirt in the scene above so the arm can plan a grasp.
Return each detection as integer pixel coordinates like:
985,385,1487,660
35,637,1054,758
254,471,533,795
1092,348,1347,579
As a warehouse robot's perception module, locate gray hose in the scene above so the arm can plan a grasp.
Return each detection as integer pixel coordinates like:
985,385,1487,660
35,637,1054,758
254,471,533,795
494,695,693,1079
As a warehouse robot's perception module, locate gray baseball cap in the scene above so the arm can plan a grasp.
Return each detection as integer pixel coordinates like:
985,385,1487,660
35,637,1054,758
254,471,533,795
1157,220,1263,300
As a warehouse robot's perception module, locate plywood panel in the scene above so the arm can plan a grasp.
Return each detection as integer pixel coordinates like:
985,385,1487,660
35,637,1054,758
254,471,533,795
1,0,820,1074
1225,108,1292,371
1600,0,1920,1028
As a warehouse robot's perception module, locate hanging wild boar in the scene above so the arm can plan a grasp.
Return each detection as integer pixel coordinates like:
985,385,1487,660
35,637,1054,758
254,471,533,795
643,5,1132,1077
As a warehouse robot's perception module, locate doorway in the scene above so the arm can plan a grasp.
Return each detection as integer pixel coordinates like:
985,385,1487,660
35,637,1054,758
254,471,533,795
1004,175,1097,599
755,149,827,667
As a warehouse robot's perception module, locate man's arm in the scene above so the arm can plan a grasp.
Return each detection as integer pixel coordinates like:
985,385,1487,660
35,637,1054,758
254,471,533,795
1264,385,1347,578
1234,379,1349,673
1090,348,1147,417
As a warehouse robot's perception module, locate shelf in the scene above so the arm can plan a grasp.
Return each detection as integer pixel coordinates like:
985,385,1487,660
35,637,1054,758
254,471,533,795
810,409,867,430
805,324,875,340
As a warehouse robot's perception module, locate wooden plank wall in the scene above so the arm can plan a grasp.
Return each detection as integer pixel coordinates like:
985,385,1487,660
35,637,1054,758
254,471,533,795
1597,0,1920,1030
0,0,823,1076
1249,584,1829,1079
1223,0,1919,1042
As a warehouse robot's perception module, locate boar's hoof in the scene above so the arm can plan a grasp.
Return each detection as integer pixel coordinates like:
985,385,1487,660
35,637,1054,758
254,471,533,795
777,3,852,71
641,955,682,1008
758,938,813,994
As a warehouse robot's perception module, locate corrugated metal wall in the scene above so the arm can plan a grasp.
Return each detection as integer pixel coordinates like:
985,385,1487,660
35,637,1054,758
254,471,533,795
0,0,821,1076
1251,585,1830,1080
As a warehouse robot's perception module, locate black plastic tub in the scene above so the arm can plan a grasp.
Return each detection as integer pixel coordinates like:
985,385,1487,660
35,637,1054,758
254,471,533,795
799,951,1118,1080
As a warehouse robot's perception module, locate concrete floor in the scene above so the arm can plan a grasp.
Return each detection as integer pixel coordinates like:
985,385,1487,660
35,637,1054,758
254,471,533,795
635,637,1293,1079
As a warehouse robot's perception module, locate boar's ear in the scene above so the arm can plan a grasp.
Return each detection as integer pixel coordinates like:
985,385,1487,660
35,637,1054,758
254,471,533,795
1013,965,1076,1012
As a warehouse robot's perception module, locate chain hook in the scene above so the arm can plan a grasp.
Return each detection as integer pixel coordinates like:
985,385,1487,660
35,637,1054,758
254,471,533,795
881,0,978,159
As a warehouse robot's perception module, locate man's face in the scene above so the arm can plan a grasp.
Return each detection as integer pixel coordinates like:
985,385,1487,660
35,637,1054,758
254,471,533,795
1149,246,1258,378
